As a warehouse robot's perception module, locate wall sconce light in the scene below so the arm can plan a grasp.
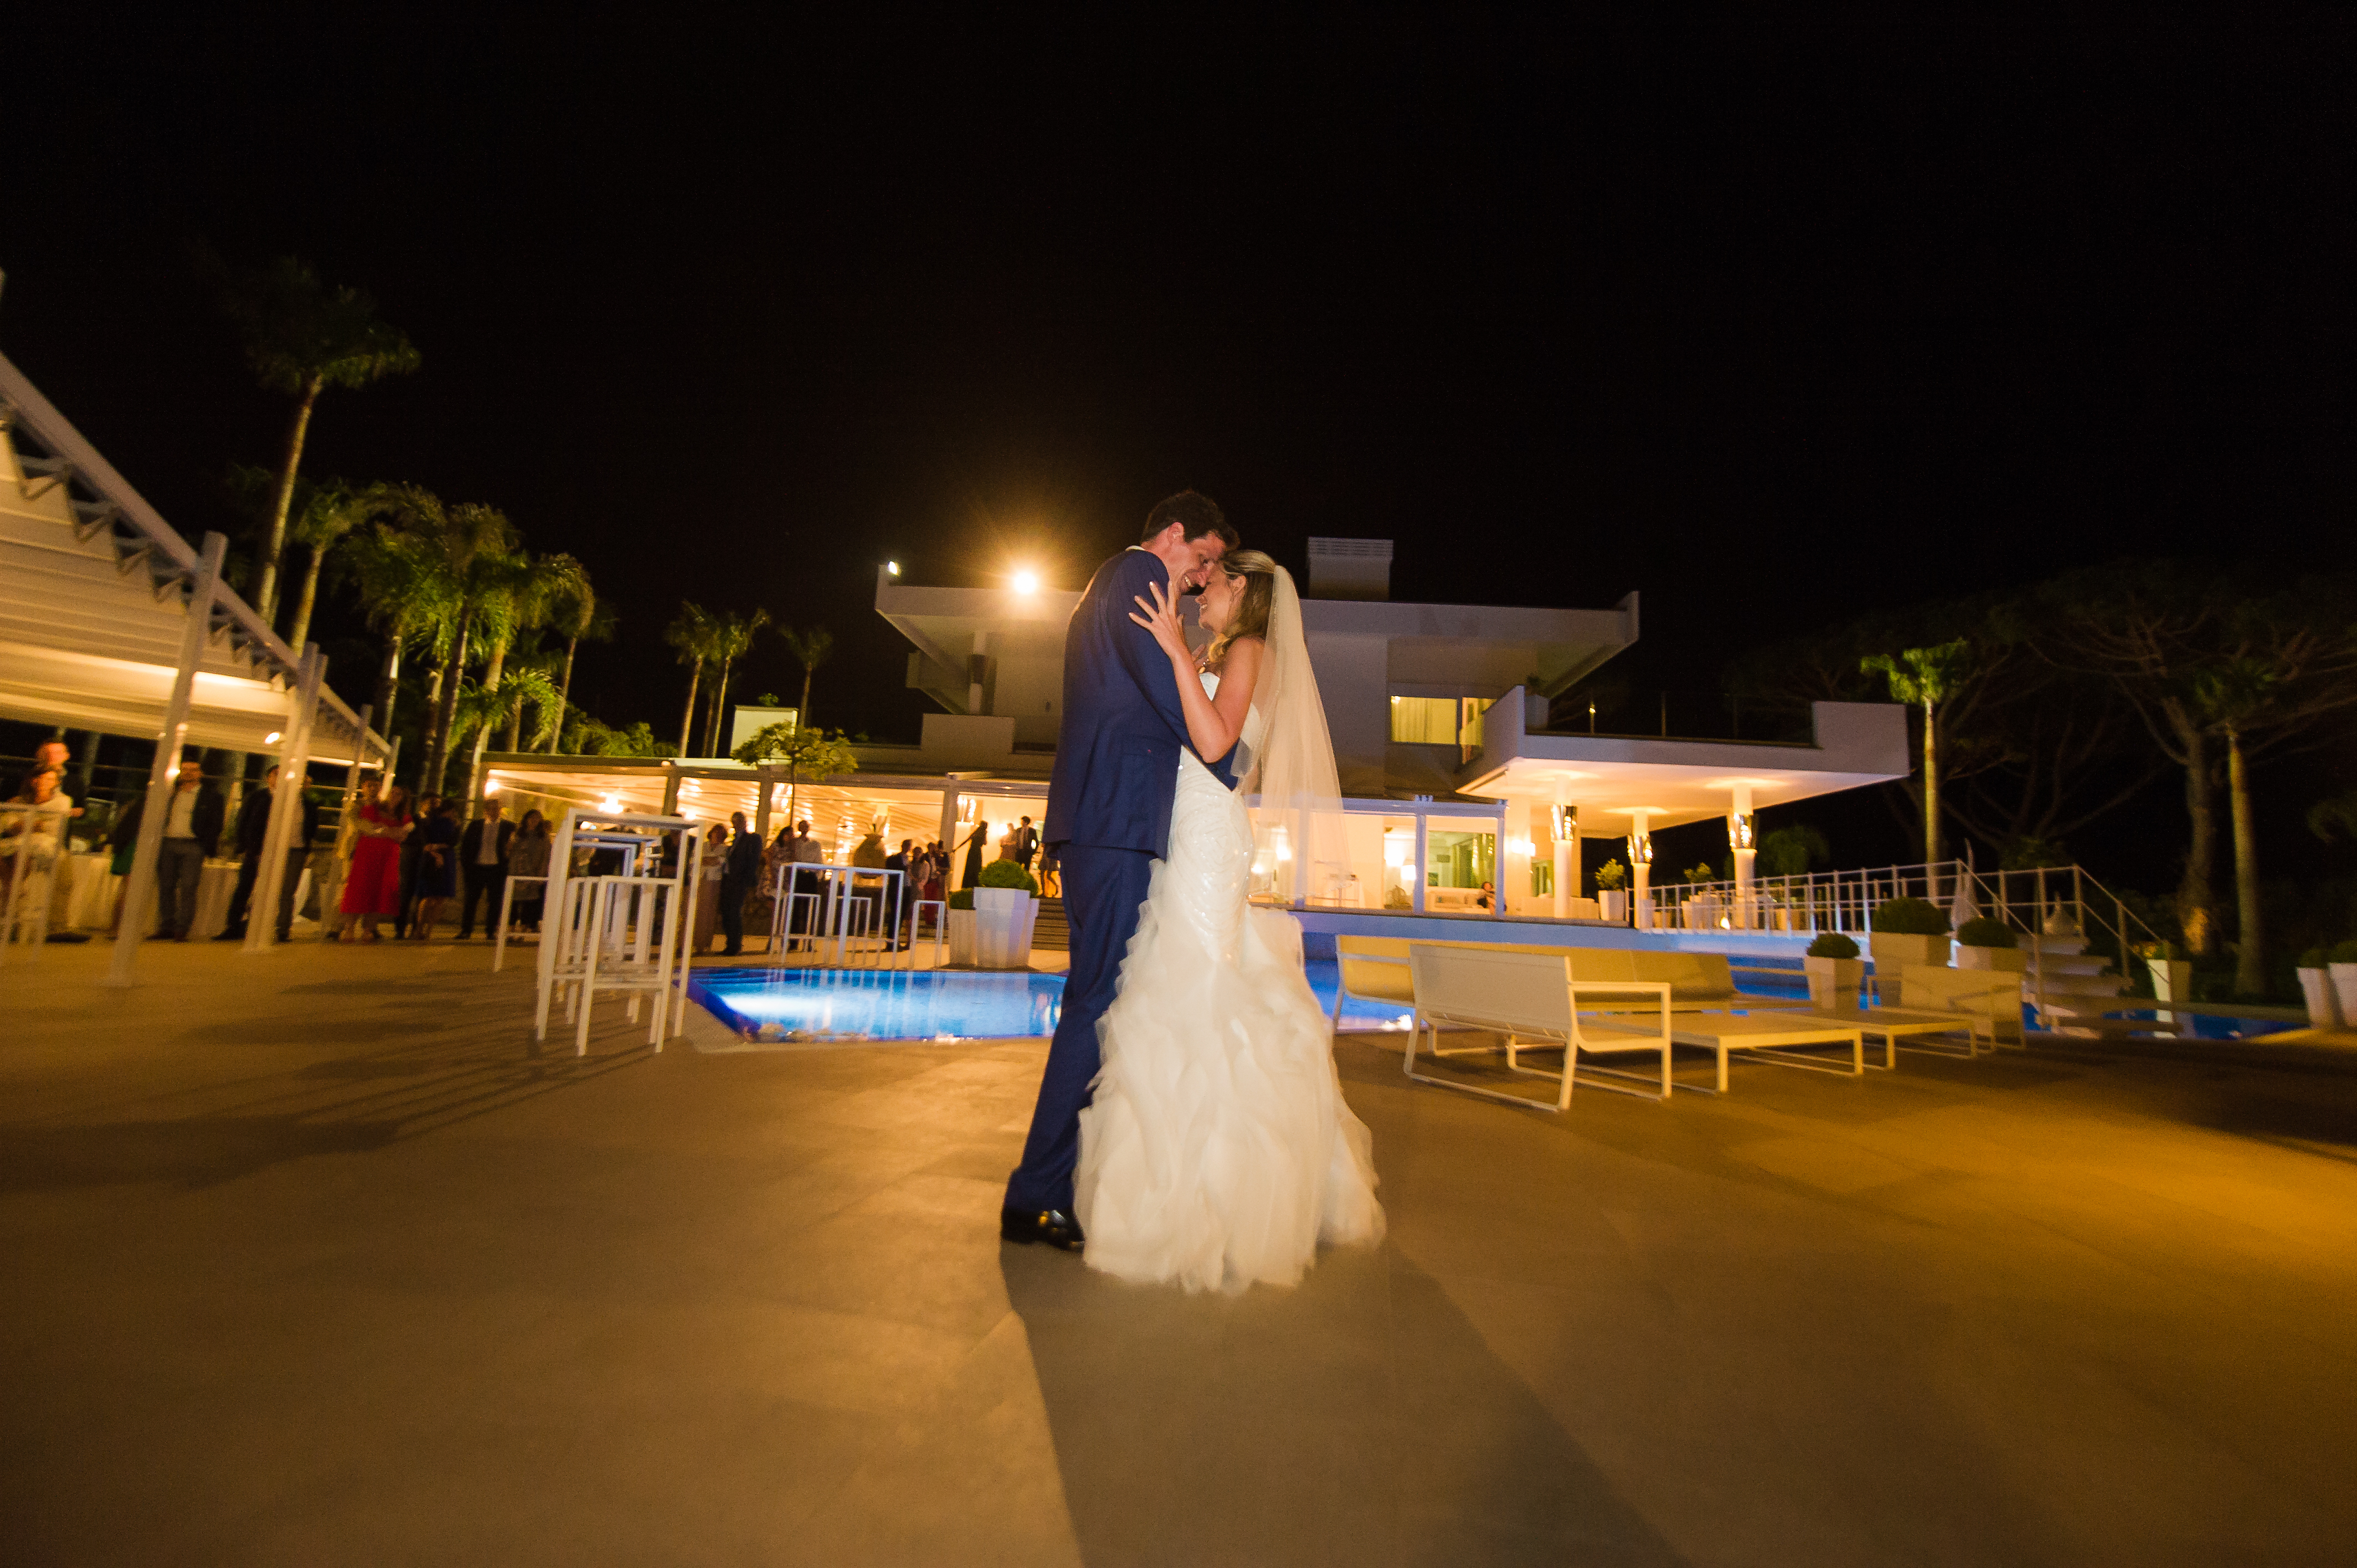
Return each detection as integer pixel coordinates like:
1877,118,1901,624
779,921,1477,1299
264,731,283,745
1727,811,1755,850
887,560,900,576
1629,826,1653,865
957,796,977,824
600,795,621,813
1549,803,1576,841
482,778,502,795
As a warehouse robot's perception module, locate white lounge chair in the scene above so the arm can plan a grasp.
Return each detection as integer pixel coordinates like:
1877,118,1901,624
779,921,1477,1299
1403,943,1674,1111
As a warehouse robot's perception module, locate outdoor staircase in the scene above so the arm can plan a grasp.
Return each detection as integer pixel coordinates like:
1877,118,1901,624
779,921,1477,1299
1032,896,1069,951
2024,932,2128,1022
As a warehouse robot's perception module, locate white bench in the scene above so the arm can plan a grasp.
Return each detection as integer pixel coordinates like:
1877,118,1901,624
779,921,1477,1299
1404,943,1674,1111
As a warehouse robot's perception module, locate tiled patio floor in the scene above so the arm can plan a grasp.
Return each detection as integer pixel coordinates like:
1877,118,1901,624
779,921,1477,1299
6,937,2354,1565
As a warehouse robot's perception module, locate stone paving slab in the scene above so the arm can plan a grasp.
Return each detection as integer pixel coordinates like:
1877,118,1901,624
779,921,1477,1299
4,937,2355,1565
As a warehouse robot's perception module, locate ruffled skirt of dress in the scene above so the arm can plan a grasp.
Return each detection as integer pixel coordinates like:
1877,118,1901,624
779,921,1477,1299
1075,752,1385,1293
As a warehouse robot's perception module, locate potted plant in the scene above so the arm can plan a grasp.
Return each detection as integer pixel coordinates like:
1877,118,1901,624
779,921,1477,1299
1683,863,1722,930
1804,932,1863,1010
946,888,978,967
1869,896,1951,995
2332,940,2357,1028
1954,916,2027,973
972,860,1041,969
1593,859,1627,923
2297,946,2342,1028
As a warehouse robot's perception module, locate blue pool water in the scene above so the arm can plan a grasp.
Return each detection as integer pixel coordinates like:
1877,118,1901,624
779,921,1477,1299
687,960,2297,1043
689,960,1417,1041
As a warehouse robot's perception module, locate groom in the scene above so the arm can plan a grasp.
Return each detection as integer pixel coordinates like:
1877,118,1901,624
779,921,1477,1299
1001,490,1238,1249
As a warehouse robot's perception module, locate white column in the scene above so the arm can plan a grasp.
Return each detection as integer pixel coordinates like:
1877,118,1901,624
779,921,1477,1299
109,532,225,988
247,644,325,951
1730,783,1756,930
1410,806,1428,915
1628,809,1653,931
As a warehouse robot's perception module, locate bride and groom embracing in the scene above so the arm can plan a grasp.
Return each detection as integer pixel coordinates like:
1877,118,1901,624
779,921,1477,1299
999,490,1386,1294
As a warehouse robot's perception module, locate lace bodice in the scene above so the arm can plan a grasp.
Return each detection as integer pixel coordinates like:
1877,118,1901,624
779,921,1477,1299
1198,669,1269,774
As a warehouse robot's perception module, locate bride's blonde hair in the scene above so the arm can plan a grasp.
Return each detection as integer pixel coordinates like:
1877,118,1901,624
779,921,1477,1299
1203,550,1279,669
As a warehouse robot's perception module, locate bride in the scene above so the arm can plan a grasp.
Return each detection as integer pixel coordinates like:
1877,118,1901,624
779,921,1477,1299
1073,550,1386,1293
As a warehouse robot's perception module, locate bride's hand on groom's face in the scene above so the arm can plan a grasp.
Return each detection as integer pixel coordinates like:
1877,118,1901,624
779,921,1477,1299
1129,580,1191,662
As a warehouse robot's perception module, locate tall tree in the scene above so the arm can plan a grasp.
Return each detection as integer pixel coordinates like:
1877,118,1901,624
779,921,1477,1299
780,623,835,730
666,602,719,757
455,553,581,804
415,505,520,795
280,478,391,653
703,609,771,757
1861,640,1974,866
2041,563,2357,973
210,256,419,629
340,485,455,760
542,564,611,753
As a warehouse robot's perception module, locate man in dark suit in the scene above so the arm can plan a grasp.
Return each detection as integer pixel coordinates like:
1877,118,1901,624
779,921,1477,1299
218,765,280,940
150,757,225,940
456,796,515,938
1013,816,1039,870
884,837,914,949
719,811,764,956
1001,490,1237,1250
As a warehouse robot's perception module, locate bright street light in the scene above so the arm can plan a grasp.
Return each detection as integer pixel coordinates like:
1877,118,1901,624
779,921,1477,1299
1011,569,1041,594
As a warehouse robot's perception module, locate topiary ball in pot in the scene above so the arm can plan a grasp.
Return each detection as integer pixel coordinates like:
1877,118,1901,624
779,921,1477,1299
948,889,975,910
1955,916,2018,949
1807,932,1859,960
1871,896,1951,936
978,860,1039,895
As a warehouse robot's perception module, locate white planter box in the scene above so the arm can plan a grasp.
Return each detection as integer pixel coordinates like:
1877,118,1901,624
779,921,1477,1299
1597,889,1628,923
1957,945,2028,973
2296,968,2337,1028
2332,963,2357,1029
946,907,977,967
2148,958,2194,1009
972,888,1038,969
1870,931,1949,974
1804,956,1863,1011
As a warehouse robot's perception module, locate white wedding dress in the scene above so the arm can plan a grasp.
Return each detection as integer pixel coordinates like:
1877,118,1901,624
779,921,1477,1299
1074,673,1386,1293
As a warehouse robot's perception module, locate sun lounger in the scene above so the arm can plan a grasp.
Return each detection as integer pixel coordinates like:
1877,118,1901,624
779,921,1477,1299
1403,943,1674,1110
1583,1012,1867,1093
1792,1005,1988,1068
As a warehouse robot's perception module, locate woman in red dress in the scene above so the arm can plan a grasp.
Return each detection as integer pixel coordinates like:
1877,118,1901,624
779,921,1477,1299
338,781,412,941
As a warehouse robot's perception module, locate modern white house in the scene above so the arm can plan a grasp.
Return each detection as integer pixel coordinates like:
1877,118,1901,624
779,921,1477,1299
486,538,1908,928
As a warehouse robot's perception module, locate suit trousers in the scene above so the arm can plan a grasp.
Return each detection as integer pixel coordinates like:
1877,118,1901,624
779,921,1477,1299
155,839,205,937
719,875,749,952
224,850,265,935
459,863,507,937
1004,843,1155,1216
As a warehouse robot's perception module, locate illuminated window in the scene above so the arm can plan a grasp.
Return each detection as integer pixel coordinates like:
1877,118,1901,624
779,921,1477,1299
1388,695,1493,747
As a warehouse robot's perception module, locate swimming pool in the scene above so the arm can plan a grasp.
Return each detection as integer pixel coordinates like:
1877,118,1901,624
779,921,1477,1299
688,960,1418,1041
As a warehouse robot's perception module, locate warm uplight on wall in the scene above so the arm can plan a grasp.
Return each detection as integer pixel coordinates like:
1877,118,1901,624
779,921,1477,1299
600,795,621,813
1509,836,1536,858
1011,569,1041,594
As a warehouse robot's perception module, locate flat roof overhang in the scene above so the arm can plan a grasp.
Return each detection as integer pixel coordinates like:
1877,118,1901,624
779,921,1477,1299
1457,699,1911,829
478,755,1050,829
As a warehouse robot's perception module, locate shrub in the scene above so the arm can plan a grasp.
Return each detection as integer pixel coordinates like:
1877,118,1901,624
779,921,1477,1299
1955,916,2018,950
978,860,1039,895
1871,896,1951,936
1807,932,1859,960
2299,946,2330,969
2332,939,2357,965
1593,859,1626,890
948,889,974,910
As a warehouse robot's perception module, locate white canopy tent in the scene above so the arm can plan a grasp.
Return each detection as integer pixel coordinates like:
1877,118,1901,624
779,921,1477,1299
0,349,390,981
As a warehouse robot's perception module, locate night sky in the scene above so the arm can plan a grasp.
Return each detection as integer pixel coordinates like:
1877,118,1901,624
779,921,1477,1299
9,11,2351,871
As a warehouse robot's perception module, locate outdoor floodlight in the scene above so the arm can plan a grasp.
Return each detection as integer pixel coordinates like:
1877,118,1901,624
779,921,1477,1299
887,560,900,575
1011,569,1041,595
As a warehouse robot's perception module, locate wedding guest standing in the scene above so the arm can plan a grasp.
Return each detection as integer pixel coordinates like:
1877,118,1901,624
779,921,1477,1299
456,796,514,938
1015,815,1039,870
719,811,762,956
152,757,224,941
339,782,411,942
408,798,459,938
219,764,280,941
962,818,988,890
395,793,440,937
507,809,551,931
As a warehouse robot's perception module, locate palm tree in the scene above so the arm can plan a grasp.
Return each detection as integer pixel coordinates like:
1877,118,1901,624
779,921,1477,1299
416,506,521,795
780,623,835,730
541,563,610,752
210,256,420,630
281,479,389,652
703,609,771,757
339,485,456,756
666,602,719,757
455,553,581,801
1862,640,1973,866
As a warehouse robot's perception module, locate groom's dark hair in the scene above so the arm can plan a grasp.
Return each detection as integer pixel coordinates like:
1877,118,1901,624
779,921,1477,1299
1143,489,1237,550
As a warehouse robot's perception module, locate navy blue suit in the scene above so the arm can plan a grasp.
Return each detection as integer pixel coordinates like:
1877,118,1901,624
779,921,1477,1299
1006,549,1233,1216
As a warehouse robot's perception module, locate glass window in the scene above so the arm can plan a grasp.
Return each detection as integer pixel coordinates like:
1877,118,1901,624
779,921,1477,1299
1389,695,1457,744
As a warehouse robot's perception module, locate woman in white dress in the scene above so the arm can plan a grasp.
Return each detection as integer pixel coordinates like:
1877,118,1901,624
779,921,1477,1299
1074,550,1385,1293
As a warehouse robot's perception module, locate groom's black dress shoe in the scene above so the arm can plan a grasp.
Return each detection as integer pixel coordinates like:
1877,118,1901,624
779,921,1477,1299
1000,1206,1085,1251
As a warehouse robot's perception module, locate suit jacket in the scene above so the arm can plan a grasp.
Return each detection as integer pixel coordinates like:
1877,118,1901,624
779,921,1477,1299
722,831,764,883
1043,548,1234,855
234,788,274,855
459,818,516,869
145,783,226,858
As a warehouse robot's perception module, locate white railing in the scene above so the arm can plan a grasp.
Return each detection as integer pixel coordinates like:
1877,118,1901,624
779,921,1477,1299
1635,858,2162,966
